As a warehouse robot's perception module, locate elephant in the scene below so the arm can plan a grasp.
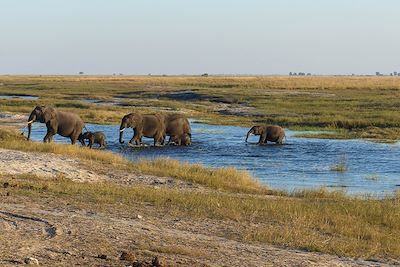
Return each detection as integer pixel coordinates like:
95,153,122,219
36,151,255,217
163,114,191,145
27,106,85,145
245,125,285,145
119,113,165,146
81,131,106,149
169,133,192,146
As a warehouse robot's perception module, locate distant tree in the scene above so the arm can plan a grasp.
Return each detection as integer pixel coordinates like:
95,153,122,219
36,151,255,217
289,72,293,76
201,73,209,77
293,73,297,76
394,71,398,76
307,73,312,76
390,73,393,76
375,72,382,76
79,71,84,75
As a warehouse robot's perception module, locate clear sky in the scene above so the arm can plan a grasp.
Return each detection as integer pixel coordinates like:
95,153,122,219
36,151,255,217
1,0,399,75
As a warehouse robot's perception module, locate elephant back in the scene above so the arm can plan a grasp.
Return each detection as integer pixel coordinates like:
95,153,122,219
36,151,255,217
165,114,190,136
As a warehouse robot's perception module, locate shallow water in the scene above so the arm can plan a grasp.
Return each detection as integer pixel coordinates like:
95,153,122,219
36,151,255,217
25,122,400,195
0,95,38,100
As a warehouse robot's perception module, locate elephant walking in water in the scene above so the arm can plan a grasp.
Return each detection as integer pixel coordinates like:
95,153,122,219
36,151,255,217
119,113,165,146
245,125,285,145
27,106,86,145
163,114,191,145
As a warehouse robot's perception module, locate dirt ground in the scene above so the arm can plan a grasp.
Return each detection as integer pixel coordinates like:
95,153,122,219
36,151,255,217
0,149,394,267
0,114,396,266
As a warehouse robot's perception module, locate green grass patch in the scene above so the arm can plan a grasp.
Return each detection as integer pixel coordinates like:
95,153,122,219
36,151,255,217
1,75,400,141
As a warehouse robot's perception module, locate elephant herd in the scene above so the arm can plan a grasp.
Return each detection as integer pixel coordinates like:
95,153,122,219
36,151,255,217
26,106,286,148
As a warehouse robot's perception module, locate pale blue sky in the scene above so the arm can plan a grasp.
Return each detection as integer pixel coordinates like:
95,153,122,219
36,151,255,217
1,0,399,75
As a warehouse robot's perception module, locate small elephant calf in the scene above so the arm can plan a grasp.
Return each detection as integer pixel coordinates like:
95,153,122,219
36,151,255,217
81,131,106,149
169,133,191,146
245,125,285,145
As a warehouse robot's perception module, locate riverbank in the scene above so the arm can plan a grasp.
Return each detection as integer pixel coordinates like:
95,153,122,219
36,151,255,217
1,124,400,265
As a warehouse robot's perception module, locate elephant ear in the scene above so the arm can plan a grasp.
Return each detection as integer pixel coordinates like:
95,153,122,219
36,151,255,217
130,113,141,124
43,107,56,123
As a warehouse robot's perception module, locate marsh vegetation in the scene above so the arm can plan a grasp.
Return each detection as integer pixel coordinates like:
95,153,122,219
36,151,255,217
1,75,400,141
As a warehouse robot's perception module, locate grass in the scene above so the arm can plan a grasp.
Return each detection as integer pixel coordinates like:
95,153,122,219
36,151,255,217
2,174,400,260
135,158,265,194
1,127,400,259
1,75,400,259
329,156,348,172
1,75,400,141
365,175,380,181
0,128,265,194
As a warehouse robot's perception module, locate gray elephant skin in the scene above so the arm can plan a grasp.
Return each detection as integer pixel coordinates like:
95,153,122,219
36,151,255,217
27,106,85,145
119,113,165,146
245,125,285,145
163,114,191,145
82,131,106,149
169,133,192,146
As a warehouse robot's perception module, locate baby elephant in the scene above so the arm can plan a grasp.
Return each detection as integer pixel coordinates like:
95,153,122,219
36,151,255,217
169,133,192,146
245,125,285,145
81,131,106,149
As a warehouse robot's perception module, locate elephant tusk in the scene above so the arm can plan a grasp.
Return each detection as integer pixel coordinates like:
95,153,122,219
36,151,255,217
119,128,125,132
27,120,34,124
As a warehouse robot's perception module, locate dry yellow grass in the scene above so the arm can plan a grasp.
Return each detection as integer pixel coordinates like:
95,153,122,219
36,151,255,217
3,174,400,260
135,158,265,194
0,128,265,194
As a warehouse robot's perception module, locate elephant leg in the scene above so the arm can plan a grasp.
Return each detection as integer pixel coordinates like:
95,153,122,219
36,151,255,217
161,134,166,145
44,131,55,143
69,129,84,145
47,135,54,143
153,131,164,146
78,133,85,146
130,135,141,145
257,135,263,145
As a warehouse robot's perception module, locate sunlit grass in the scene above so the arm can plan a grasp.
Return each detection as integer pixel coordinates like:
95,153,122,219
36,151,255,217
0,128,265,194
3,174,400,259
1,75,400,141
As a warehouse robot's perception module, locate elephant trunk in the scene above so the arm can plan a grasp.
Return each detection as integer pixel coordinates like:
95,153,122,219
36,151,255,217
245,129,253,142
27,113,36,141
119,127,125,144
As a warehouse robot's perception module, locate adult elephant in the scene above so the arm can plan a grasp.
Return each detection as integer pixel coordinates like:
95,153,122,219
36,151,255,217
245,125,285,145
119,113,165,146
27,106,85,145
163,114,191,145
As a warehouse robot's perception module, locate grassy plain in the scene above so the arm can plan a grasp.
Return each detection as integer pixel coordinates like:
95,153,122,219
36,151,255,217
1,128,400,261
1,75,400,141
1,76,400,261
